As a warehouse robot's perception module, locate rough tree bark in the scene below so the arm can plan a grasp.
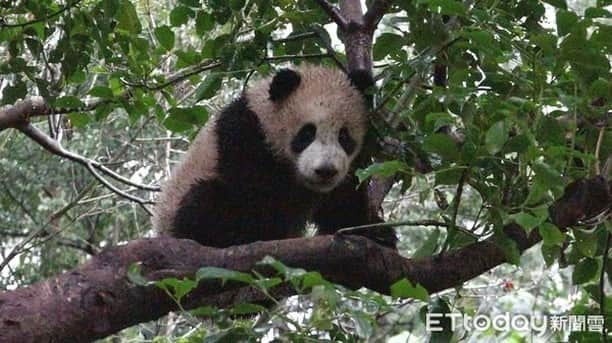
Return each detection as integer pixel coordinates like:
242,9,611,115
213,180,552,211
0,227,539,342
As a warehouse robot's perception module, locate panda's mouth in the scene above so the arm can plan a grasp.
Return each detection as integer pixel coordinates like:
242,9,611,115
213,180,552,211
302,178,339,193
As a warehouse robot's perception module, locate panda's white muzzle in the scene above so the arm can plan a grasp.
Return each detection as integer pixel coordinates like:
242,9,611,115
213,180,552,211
297,140,349,193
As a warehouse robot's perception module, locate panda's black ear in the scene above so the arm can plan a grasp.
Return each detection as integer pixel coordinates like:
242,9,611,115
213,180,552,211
269,69,301,102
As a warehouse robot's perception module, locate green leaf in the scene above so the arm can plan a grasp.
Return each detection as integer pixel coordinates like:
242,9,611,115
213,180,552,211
574,229,598,258
196,267,254,284
423,133,460,160
556,10,578,36
195,75,222,101
585,7,612,19
168,106,209,125
253,277,282,290
425,112,455,133
126,263,149,286
541,244,561,266
390,279,429,301
68,112,92,128
116,0,141,34
2,80,27,105
154,26,175,51
572,258,600,284
532,161,563,191
485,121,508,154
170,5,195,27
355,161,410,183
466,30,496,53
164,106,208,132
301,271,330,289
496,234,521,265
542,0,567,9
503,134,531,154
162,118,192,133
229,0,245,11
89,86,114,99
195,11,215,35
434,167,464,185
422,0,467,16
156,277,198,301
103,0,119,18
511,212,543,232
69,70,86,84
373,33,404,60
539,223,565,247
54,96,85,108
589,79,610,99
190,306,216,317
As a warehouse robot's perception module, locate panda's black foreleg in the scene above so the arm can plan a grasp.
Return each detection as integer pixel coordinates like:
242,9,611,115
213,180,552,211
312,176,397,249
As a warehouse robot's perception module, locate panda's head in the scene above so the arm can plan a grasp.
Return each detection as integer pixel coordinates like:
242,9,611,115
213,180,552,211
247,65,368,193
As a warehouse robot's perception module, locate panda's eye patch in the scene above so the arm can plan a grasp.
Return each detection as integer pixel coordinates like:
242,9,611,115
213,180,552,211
291,123,317,153
338,127,356,155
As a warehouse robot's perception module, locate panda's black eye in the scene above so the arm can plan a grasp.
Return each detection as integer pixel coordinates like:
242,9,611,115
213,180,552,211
291,123,317,153
338,127,356,155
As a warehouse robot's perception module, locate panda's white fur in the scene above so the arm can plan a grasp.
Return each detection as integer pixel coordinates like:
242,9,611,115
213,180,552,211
246,65,367,192
153,64,379,248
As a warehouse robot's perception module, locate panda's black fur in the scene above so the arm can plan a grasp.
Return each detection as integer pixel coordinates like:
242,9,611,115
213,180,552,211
153,65,395,248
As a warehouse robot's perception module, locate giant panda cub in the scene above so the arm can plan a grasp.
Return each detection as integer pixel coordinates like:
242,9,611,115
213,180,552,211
153,64,395,248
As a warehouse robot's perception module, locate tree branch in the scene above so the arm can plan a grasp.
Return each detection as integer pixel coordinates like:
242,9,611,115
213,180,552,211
313,0,349,29
0,227,538,342
0,96,112,130
121,60,222,91
0,0,83,28
17,123,156,207
363,0,392,31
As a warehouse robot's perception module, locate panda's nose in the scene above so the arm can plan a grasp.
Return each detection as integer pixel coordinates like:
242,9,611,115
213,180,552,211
315,165,338,180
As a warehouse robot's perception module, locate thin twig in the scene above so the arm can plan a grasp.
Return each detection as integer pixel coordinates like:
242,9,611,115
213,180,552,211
594,125,605,175
1,182,39,225
18,123,157,204
274,31,318,43
0,0,83,28
121,60,222,91
85,163,155,214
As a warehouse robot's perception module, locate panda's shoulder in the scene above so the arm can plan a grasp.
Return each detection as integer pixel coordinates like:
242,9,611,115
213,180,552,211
214,96,263,141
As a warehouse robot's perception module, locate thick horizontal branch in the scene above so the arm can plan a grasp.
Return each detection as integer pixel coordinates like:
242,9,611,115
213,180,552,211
0,97,52,130
0,226,539,342
0,96,110,130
